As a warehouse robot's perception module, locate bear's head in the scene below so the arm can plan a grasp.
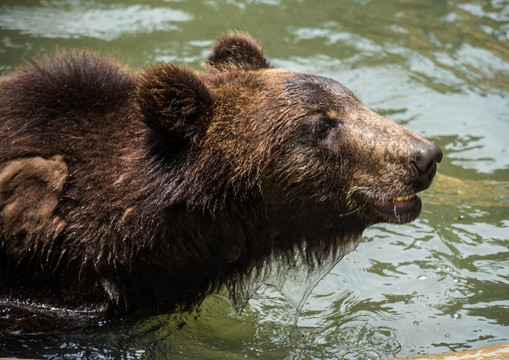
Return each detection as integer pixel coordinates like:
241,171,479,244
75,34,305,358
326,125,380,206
137,33,442,236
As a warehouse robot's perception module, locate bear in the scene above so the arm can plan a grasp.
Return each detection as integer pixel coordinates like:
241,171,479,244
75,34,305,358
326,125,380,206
0,33,442,331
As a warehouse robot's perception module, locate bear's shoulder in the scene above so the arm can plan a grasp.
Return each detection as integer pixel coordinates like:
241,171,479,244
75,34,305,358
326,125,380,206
0,51,136,119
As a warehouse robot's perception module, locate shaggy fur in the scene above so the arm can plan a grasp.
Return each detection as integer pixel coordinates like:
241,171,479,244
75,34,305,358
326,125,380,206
0,33,441,331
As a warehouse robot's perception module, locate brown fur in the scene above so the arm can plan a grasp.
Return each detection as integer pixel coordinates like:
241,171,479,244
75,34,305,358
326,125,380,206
0,33,441,330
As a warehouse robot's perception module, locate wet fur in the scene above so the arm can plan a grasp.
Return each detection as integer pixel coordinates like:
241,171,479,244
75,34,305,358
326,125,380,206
0,33,439,330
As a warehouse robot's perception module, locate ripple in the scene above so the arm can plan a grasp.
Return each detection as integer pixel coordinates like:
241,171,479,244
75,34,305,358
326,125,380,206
0,4,193,41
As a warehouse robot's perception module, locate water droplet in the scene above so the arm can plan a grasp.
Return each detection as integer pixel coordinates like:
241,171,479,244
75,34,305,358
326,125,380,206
288,326,301,337
444,333,451,338
417,275,428,280
413,321,419,326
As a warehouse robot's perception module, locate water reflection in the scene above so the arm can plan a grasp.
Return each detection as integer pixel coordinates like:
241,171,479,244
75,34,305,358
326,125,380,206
286,0,509,94
0,2,192,41
426,172,509,207
327,213,509,355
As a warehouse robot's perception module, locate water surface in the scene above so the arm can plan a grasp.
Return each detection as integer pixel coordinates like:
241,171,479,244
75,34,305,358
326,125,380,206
1,0,508,359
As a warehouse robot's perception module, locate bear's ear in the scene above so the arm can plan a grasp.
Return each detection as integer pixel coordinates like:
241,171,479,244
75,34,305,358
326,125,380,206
205,32,271,72
137,64,212,147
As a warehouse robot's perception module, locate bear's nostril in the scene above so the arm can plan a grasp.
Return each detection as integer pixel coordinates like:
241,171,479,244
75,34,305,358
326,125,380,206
410,161,420,176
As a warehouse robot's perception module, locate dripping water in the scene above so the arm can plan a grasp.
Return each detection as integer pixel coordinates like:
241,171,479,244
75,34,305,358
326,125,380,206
227,236,359,331
393,203,400,222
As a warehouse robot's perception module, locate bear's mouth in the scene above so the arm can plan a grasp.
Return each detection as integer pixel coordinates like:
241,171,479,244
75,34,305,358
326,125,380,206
354,192,422,224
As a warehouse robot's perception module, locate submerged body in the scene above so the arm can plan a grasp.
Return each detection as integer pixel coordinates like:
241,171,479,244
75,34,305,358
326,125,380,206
0,33,441,331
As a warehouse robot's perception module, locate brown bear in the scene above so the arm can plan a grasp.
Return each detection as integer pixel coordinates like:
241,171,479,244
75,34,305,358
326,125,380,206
0,33,441,331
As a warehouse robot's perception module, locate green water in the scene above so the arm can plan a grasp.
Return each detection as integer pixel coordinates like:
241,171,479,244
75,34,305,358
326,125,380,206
1,0,508,359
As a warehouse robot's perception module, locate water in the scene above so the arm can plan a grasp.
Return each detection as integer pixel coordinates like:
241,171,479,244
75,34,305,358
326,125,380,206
1,0,508,359
227,239,358,330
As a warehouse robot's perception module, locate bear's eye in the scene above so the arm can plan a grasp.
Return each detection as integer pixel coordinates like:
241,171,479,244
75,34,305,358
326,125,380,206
296,114,340,146
311,116,336,140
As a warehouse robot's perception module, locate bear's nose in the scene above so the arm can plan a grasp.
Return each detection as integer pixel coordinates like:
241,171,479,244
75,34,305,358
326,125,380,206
411,142,442,186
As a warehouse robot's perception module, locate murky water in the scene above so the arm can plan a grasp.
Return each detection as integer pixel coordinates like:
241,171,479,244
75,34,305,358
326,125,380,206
1,0,508,359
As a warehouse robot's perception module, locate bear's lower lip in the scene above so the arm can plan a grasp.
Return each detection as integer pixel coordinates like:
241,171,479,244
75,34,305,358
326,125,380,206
355,192,422,224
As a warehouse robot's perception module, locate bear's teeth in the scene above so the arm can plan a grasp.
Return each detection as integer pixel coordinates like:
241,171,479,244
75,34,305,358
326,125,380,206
393,194,416,202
